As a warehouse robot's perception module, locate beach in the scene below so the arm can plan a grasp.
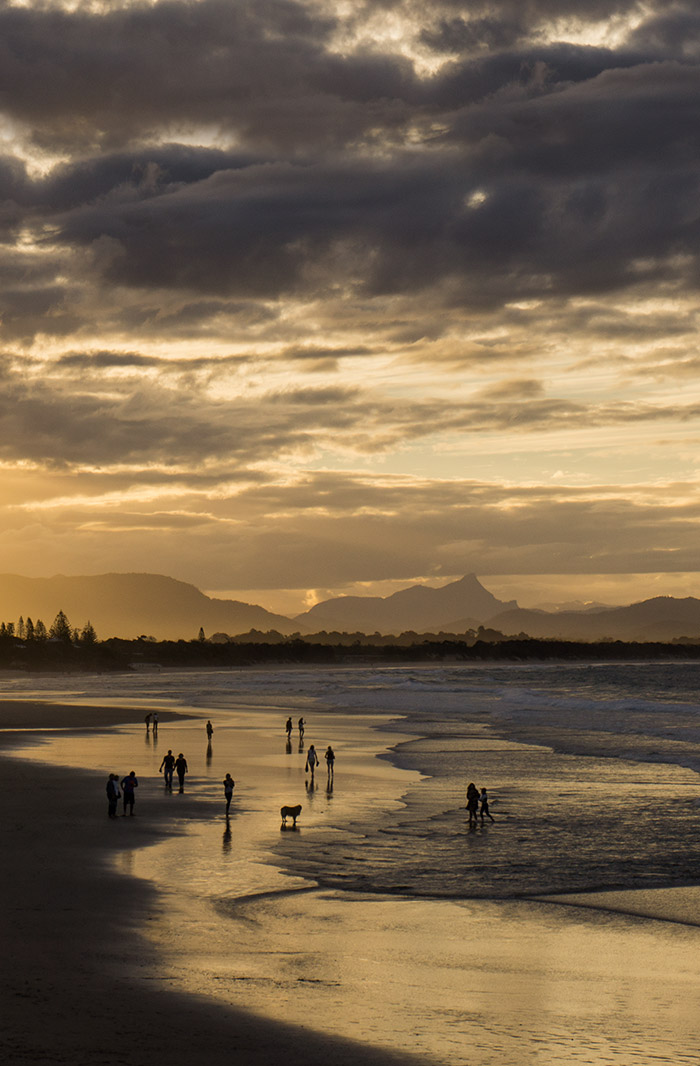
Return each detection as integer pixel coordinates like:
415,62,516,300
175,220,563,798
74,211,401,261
0,699,426,1066
2,665,700,1065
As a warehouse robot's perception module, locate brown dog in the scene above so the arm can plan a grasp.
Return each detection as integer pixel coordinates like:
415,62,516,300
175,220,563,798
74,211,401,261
280,803,302,827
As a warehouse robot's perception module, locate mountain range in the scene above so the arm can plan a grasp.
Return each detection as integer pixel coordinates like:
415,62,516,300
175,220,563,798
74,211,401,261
2,571,700,643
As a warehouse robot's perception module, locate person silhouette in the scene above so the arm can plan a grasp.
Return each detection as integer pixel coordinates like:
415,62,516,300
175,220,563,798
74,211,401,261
152,712,158,737
144,713,152,734
305,744,319,777
480,787,495,824
206,720,213,740
159,749,175,789
466,782,479,827
120,771,138,816
298,717,305,741
325,745,335,779
106,773,120,818
223,773,235,814
174,753,188,791
285,717,292,739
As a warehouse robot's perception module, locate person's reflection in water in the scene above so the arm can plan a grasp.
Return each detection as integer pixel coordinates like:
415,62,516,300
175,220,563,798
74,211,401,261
326,776,334,798
305,777,318,795
222,820,232,854
285,736,292,754
206,741,213,766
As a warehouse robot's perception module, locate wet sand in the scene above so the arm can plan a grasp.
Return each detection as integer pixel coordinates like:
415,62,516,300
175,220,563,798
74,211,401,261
2,698,700,1066
0,700,430,1066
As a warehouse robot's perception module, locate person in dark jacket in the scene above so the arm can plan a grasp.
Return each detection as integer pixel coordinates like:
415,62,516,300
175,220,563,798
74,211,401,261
106,774,120,818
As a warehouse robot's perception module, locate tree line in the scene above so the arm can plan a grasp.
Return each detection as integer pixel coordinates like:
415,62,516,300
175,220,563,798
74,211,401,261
0,609,97,645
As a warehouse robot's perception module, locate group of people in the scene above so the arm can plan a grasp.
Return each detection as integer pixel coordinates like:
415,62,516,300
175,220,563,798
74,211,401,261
303,742,335,778
158,749,189,791
465,782,494,827
106,771,138,817
285,717,335,780
109,714,339,821
285,716,305,741
107,717,236,819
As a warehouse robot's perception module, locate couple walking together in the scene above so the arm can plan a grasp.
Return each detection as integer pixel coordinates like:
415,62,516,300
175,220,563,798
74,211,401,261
466,782,494,827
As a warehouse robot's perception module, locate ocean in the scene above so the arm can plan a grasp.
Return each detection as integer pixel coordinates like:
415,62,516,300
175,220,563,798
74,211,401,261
4,661,700,1064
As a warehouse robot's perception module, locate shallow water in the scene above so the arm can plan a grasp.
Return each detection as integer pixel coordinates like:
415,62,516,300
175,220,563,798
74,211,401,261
4,662,700,1064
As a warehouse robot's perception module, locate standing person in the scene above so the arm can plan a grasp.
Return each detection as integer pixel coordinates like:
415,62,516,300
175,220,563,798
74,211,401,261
480,787,495,824
120,771,138,816
144,713,152,734
206,720,214,740
298,717,305,741
174,753,188,792
325,745,335,778
285,716,292,739
466,782,479,827
305,744,319,777
106,774,120,818
159,749,175,789
152,711,159,737
223,773,235,815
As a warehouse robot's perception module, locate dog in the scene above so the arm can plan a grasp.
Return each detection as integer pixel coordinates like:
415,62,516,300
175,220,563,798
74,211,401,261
280,803,302,827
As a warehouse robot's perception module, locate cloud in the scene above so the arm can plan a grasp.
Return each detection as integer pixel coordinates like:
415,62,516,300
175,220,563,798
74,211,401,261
0,0,698,599
5,469,700,591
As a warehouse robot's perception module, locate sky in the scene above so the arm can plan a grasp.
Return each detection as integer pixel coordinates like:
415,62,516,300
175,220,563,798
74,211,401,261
2,0,700,615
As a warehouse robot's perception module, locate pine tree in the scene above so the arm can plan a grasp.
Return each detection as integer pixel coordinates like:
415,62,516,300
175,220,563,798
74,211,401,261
35,619,47,642
17,616,25,640
25,617,35,641
49,610,72,642
80,621,97,645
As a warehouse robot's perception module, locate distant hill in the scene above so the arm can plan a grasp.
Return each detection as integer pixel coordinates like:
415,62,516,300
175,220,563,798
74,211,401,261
294,574,517,635
0,573,299,641
2,572,699,645
490,596,700,642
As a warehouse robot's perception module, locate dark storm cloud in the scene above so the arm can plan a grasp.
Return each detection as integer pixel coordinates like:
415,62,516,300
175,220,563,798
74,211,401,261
0,0,693,335
0,0,417,152
36,146,261,212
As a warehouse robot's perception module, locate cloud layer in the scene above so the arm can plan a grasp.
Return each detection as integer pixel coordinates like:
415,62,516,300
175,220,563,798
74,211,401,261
1,0,700,606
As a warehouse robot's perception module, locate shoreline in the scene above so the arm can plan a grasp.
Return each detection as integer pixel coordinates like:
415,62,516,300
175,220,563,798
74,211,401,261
3,691,700,1065
0,699,432,1066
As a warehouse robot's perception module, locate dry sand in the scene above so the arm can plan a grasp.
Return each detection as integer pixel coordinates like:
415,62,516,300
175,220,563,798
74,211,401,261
0,700,431,1066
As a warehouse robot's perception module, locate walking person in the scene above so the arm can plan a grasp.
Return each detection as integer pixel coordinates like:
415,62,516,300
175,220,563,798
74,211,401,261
325,745,335,778
298,717,305,741
144,713,152,734
480,786,495,824
106,774,120,818
159,749,175,789
120,771,138,816
466,782,479,828
285,716,292,739
206,720,214,740
152,711,158,737
174,753,188,792
223,773,235,815
305,743,319,777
